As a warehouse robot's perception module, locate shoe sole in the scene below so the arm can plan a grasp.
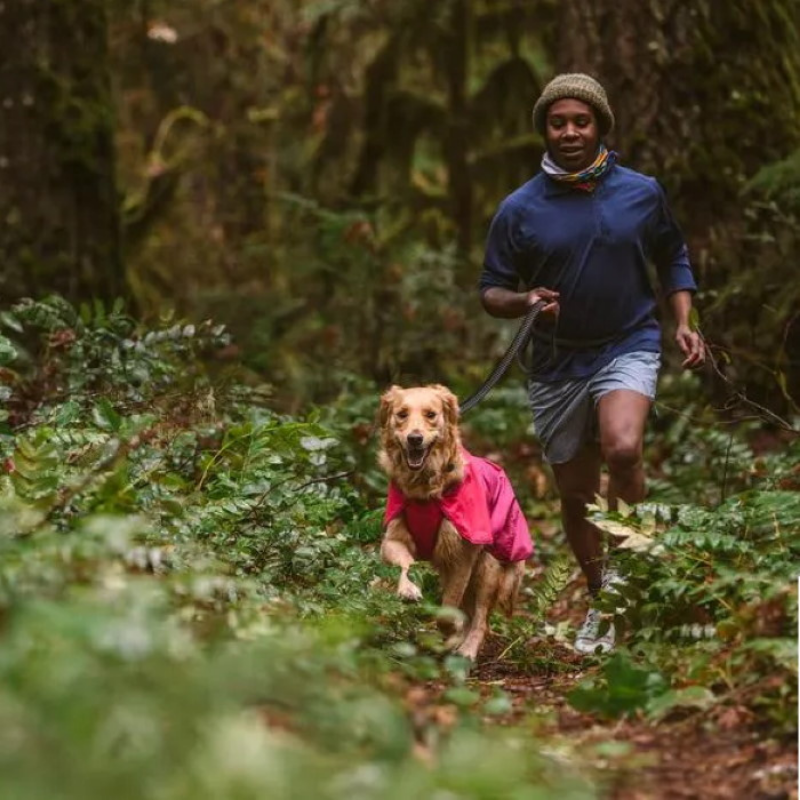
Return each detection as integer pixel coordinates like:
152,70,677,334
574,636,615,655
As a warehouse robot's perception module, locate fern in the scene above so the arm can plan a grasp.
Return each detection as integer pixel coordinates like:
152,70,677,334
10,432,60,507
8,295,79,332
491,556,574,666
528,555,573,621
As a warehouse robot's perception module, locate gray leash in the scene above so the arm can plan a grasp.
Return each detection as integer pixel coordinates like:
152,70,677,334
459,300,546,415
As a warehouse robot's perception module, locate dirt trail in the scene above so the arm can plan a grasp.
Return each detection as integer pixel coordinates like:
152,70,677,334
414,577,798,800
475,641,796,799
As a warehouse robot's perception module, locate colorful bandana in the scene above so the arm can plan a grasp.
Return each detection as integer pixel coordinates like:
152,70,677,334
541,145,616,192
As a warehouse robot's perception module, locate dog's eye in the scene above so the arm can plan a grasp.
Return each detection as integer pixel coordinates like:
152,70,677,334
396,410,408,420
425,411,437,420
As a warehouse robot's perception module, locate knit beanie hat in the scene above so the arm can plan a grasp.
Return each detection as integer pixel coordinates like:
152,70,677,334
532,73,614,136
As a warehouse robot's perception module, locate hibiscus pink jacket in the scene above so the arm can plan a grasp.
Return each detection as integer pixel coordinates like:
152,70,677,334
383,450,533,563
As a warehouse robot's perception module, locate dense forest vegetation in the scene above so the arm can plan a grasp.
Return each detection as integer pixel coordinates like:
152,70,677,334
0,1,798,797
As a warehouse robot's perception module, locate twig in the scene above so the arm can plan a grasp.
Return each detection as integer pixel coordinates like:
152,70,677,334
701,334,797,432
720,431,734,503
491,635,524,664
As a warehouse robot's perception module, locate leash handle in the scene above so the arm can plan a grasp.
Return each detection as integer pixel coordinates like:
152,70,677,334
459,300,545,415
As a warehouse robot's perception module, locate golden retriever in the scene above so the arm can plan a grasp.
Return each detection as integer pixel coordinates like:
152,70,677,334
378,384,532,661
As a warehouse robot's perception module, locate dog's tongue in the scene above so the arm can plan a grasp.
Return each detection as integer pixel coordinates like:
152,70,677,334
407,448,426,469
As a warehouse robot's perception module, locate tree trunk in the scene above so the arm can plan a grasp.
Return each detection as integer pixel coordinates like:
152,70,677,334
555,0,800,411
0,0,124,304
442,0,473,259
555,0,800,230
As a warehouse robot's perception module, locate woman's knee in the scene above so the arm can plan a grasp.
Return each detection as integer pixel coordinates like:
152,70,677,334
603,438,642,472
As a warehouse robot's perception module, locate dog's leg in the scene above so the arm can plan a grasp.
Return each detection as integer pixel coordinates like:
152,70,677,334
497,561,525,617
434,521,481,620
381,518,423,602
456,556,499,661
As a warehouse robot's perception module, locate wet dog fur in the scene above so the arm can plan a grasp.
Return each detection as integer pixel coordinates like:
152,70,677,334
378,384,525,661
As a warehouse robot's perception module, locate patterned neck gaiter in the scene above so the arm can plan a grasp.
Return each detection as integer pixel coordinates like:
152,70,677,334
541,145,617,192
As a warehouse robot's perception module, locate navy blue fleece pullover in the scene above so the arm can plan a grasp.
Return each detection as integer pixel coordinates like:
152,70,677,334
480,164,696,381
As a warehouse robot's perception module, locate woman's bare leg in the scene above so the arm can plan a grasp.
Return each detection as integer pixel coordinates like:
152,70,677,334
597,389,651,508
551,444,604,593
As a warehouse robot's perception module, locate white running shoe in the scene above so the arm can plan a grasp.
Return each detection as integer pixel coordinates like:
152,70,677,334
601,564,625,593
574,607,616,655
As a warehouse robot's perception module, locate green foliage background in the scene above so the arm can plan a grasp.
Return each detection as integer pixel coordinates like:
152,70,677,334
3,0,798,410
0,298,796,796
0,1,799,795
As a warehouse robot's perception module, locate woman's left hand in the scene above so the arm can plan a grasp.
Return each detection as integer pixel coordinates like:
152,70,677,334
675,324,705,369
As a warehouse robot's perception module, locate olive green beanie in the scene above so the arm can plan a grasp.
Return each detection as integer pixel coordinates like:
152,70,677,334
532,73,614,136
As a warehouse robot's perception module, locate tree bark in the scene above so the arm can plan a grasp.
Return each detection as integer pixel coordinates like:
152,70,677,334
0,0,124,304
555,0,800,411
442,0,473,259
555,0,800,229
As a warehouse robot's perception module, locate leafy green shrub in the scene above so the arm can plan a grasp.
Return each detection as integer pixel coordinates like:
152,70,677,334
581,455,799,732
0,588,596,800
1,294,796,795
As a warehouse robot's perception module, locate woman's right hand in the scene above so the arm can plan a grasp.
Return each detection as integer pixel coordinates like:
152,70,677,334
527,287,560,321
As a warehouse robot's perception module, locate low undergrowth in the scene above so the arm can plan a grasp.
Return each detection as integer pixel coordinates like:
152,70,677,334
0,297,796,798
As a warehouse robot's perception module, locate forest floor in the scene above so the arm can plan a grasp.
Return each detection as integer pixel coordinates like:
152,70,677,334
408,573,798,800
1,302,796,799
367,421,800,800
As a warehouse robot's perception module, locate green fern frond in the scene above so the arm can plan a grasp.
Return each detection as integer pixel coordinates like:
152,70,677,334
10,432,61,507
528,555,573,621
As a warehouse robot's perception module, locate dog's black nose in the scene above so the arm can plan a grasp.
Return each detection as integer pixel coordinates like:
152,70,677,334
407,432,424,448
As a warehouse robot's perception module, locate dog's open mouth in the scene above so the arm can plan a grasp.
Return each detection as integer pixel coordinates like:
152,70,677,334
405,445,429,471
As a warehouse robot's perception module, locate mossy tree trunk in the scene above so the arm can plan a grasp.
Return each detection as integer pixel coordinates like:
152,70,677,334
0,0,124,304
556,0,800,409
442,0,473,257
555,0,800,231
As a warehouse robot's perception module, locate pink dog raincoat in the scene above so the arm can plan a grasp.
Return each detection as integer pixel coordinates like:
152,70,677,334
384,450,533,563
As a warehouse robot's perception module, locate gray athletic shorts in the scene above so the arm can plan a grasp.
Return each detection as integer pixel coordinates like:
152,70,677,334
527,350,660,465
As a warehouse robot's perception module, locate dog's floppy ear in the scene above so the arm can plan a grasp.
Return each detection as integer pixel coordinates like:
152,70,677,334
379,385,403,426
430,384,459,426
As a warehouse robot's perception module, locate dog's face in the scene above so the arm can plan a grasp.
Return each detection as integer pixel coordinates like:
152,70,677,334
379,385,459,472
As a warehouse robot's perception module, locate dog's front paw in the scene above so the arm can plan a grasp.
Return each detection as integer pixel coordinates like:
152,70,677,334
455,639,479,662
397,580,423,603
